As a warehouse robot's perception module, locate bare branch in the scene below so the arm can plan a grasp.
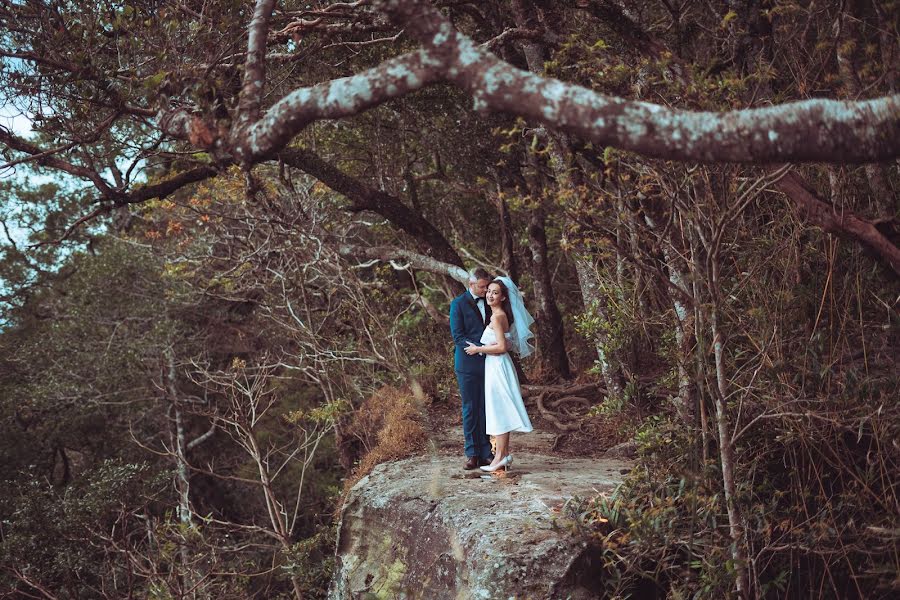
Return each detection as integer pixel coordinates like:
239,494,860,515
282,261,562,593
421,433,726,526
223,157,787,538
31,165,218,247
338,244,469,283
271,18,394,39
186,418,218,451
482,27,543,51
0,51,157,117
322,31,403,50
0,128,116,195
774,171,900,276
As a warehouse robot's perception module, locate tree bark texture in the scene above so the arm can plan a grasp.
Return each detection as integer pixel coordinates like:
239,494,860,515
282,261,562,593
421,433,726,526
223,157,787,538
573,255,624,399
146,0,900,166
710,306,750,599
528,203,571,379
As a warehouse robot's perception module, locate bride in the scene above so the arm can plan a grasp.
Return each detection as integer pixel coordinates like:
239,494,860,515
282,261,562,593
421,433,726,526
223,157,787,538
465,277,534,472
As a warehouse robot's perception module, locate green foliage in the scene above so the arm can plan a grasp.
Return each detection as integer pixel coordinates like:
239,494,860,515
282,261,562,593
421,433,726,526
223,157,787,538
0,460,162,596
284,526,338,598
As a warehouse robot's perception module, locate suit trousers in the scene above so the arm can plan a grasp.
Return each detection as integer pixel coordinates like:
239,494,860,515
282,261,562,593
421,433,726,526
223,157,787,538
456,370,491,459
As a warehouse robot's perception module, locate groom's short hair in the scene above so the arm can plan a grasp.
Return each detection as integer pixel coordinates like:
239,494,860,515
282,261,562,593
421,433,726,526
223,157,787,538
470,268,491,282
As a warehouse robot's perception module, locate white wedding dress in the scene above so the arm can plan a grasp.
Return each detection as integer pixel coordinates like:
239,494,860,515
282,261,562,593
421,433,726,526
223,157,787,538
480,326,533,435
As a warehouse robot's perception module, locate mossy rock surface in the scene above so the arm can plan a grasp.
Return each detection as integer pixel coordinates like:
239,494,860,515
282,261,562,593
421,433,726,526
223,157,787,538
330,450,632,599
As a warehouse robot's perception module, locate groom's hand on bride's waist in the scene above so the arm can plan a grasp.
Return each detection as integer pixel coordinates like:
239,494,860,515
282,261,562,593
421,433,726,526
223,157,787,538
464,341,482,355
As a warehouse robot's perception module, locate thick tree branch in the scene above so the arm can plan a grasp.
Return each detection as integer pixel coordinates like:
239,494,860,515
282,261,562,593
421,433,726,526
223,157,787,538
279,147,464,268
569,2,900,270
0,128,116,196
235,0,279,135
337,244,469,284
775,172,900,276
123,166,219,205
374,0,900,163
153,0,899,166
241,49,444,161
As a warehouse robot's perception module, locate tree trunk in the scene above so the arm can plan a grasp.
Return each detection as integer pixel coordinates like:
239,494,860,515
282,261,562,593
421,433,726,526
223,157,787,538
246,429,305,600
528,203,571,379
699,221,750,597
510,0,575,380
688,226,711,465
643,211,695,425
165,349,196,599
709,306,750,599
573,255,623,399
493,187,519,282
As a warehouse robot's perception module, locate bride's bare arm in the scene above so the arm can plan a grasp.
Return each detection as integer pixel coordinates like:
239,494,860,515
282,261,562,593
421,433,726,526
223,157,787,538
465,314,509,355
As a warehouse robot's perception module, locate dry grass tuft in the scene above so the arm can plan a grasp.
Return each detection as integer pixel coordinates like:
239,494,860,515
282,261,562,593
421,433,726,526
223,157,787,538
339,385,428,505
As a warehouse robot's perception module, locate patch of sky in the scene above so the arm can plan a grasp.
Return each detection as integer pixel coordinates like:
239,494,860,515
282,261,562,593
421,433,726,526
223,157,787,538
0,104,152,297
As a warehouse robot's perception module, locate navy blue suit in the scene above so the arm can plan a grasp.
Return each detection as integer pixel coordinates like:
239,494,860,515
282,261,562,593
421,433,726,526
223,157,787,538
449,291,491,460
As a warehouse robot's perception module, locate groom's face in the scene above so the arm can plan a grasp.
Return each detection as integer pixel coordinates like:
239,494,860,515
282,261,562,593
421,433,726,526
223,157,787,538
470,278,490,298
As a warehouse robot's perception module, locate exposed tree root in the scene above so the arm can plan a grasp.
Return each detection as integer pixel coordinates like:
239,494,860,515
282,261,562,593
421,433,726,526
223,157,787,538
521,382,603,399
537,391,582,431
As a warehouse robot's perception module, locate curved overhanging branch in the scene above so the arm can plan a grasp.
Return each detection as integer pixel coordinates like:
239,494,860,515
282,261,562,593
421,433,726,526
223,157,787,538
774,172,900,276
279,147,465,268
235,0,279,134
337,244,470,284
150,0,900,166
372,0,900,164
240,48,444,162
12,0,898,246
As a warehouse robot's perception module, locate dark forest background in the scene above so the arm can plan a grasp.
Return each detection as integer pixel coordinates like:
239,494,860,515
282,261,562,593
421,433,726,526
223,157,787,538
1,1,898,598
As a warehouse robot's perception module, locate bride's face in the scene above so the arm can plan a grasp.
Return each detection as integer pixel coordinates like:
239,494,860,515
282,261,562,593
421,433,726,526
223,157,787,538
486,283,505,307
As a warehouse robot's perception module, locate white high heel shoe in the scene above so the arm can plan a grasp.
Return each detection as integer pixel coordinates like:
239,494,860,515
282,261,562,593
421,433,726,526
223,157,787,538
480,454,513,472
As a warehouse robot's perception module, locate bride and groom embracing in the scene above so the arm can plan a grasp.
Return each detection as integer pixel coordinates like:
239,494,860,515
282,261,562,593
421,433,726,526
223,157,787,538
450,268,534,473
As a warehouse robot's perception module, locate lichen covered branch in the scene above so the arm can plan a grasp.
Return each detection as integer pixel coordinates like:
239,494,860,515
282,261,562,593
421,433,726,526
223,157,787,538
374,0,900,164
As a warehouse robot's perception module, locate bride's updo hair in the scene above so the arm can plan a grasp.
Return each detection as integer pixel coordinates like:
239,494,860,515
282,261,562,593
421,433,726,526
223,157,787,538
491,279,515,326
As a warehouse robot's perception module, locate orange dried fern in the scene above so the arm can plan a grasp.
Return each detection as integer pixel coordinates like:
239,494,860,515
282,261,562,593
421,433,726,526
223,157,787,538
339,386,428,505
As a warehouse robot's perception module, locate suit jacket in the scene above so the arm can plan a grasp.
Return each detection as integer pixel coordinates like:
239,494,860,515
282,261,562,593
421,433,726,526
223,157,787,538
449,291,488,374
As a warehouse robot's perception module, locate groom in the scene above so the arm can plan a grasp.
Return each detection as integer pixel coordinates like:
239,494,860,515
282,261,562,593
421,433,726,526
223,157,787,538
449,268,493,470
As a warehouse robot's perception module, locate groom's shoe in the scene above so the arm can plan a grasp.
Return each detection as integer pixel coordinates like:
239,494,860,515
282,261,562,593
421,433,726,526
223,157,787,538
464,456,479,470
478,456,494,467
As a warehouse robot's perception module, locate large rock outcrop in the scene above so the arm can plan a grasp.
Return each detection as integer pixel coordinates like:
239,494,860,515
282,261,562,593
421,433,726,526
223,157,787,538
331,447,632,599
